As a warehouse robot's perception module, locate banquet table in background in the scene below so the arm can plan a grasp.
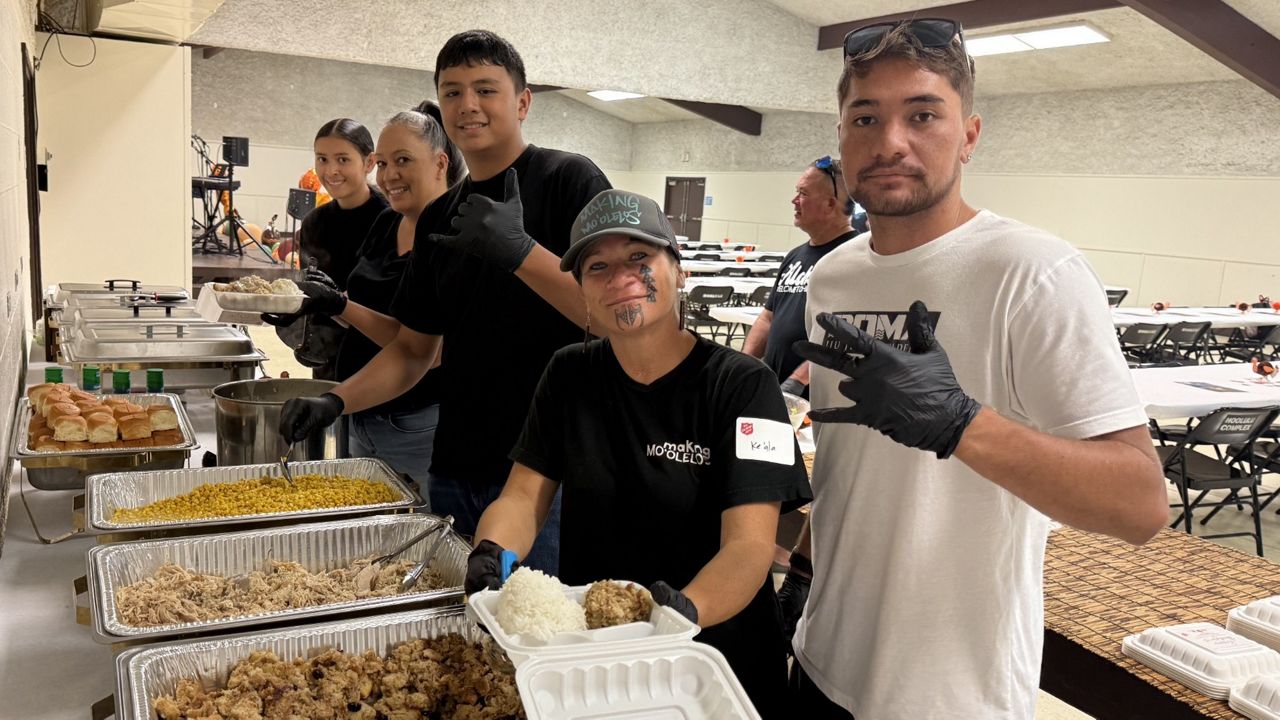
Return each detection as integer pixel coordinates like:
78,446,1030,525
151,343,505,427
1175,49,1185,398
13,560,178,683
1129,362,1280,419
1114,307,1280,330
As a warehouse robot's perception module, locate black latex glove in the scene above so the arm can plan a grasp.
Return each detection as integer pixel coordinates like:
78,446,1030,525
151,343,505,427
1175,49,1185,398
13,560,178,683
650,581,699,624
428,168,535,273
465,539,519,595
261,280,347,325
278,392,344,443
793,300,982,459
304,267,341,292
779,377,806,397
776,553,812,644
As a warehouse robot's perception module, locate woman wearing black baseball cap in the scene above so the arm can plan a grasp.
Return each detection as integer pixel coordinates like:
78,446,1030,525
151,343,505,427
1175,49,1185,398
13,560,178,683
465,189,812,718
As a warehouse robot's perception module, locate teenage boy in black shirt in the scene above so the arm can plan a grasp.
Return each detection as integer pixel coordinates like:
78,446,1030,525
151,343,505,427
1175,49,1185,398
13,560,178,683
279,30,610,574
466,190,812,718
743,158,855,399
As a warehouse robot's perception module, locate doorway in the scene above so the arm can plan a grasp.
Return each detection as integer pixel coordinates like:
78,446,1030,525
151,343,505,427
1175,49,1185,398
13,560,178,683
663,177,705,242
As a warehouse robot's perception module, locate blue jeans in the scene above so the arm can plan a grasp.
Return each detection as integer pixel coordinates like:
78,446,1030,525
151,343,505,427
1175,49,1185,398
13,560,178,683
349,405,438,495
427,470,562,576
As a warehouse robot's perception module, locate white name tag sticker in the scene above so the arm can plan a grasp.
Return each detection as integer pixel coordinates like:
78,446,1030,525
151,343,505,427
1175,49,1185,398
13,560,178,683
734,417,795,466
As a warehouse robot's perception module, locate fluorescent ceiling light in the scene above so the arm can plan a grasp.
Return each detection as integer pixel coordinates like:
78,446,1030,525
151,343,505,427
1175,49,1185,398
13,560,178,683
967,35,1034,57
587,90,645,102
1016,24,1109,49
967,23,1110,57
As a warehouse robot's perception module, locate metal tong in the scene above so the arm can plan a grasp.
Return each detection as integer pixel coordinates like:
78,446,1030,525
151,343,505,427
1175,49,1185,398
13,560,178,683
277,442,296,487
398,516,456,593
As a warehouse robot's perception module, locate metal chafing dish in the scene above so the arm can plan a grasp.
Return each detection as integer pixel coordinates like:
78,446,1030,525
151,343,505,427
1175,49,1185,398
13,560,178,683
48,280,188,307
103,607,488,720
77,514,468,645
85,458,423,542
12,393,198,490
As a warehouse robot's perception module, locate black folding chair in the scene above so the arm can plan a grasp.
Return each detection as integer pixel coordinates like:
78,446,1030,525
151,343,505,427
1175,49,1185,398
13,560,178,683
1220,325,1280,363
1156,405,1280,556
760,267,780,278
683,285,735,342
692,253,720,261
697,244,720,251
1147,321,1212,365
745,286,771,307
1118,323,1167,365
716,266,751,277
1106,288,1128,307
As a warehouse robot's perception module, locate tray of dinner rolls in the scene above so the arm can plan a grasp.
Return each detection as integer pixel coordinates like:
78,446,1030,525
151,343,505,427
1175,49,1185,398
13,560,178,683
14,384,196,456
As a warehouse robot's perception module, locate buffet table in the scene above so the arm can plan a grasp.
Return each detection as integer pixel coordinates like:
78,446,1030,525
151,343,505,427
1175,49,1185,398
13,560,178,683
1042,526,1280,719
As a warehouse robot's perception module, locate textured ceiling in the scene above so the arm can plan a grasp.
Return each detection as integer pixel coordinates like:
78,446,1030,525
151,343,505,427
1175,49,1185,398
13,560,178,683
555,90,705,124
761,0,950,28
186,0,1280,118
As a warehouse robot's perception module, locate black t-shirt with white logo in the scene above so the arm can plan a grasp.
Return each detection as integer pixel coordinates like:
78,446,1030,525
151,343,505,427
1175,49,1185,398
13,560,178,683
763,231,857,383
337,208,442,416
390,145,610,483
511,334,812,717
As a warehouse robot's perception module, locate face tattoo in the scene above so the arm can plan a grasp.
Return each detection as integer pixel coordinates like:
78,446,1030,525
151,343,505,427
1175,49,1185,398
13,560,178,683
640,264,658,302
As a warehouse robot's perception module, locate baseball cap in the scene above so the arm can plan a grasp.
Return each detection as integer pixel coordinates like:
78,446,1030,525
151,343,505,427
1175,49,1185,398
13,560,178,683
560,189,680,275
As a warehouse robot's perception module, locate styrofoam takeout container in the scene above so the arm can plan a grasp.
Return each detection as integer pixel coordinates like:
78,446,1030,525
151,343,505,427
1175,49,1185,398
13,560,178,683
516,642,760,720
467,580,700,668
1230,597,1280,652
1231,674,1280,720
1121,623,1280,699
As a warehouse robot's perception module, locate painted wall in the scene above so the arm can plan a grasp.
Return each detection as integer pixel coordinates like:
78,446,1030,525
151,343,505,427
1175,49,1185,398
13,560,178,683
191,49,633,226
37,34,191,289
1,0,38,545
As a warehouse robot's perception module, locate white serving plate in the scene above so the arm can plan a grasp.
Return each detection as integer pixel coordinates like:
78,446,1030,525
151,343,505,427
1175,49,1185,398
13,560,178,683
516,642,759,720
1121,623,1280,699
467,581,700,667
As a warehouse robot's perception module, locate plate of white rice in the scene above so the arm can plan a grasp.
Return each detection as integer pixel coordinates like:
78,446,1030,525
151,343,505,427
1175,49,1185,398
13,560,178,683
467,567,700,668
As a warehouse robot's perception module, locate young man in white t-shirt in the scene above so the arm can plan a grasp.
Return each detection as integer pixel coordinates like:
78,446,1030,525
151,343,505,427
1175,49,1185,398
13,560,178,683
787,19,1168,720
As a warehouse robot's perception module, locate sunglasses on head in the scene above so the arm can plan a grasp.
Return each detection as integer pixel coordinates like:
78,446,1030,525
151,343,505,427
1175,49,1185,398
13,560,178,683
814,156,840,197
843,18,969,74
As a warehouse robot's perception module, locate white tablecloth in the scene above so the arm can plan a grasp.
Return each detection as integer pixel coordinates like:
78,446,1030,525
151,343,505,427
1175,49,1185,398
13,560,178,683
709,306,764,326
683,260,780,275
1113,307,1280,329
1130,362,1280,419
684,277,774,295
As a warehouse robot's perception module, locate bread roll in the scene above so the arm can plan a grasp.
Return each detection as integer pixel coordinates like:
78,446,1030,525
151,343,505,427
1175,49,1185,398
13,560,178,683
152,429,184,446
40,390,70,416
103,396,130,408
75,400,109,415
68,389,97,403
52,414,88,442
146,404,179,431
86,412,118,444
28,415,48,434
65,440,94,451
118,413,152,440
27,383,55,405
47,402,81,422
32,434,63,452
112,402,145,420
124,437,155,448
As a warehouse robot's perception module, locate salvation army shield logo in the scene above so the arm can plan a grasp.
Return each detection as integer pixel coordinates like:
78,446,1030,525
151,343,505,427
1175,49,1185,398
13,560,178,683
740,422,754,435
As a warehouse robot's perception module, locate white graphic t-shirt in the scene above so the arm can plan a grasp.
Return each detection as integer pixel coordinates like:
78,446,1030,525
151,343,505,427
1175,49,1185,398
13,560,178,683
794,210,1148,719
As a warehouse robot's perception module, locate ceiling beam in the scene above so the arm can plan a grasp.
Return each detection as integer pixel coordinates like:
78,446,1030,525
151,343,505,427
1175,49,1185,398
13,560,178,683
527,84,564,93
1118,0,1280,101
817,0,1121,50
663,99,762,136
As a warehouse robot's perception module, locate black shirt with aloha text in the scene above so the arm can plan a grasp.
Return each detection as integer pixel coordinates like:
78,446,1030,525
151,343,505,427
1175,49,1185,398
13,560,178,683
763,231,857,384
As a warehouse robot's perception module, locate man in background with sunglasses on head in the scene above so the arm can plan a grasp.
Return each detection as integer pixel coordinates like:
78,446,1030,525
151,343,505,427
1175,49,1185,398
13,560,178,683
742,157,857,401
787,18,1165,719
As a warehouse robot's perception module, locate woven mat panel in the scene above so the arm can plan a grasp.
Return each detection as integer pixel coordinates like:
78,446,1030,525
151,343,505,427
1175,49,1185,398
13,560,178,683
1046,527,1280,719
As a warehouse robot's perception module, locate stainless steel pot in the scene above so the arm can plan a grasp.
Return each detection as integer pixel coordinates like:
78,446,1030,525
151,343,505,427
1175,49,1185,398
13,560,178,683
212,379,347,465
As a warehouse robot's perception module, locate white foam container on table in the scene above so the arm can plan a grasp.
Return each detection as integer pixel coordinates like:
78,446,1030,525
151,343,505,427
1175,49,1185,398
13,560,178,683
210,289,304,314
1232,675,1280,720
466,581,700,668
516,642,760,720
1121,623,1280,699
1230,597,1280,652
